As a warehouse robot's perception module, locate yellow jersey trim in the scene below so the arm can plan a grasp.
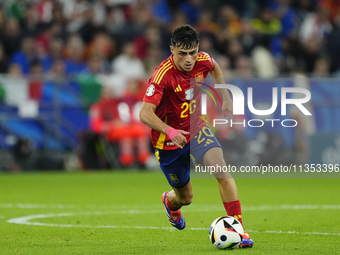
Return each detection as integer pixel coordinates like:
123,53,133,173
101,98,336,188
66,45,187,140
155,116,167,149
155,150,160,165
153,61,171,84
155,65,173,84
170,55,177,69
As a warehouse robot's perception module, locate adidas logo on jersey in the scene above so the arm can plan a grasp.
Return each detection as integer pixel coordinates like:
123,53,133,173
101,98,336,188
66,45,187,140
174,85,182,92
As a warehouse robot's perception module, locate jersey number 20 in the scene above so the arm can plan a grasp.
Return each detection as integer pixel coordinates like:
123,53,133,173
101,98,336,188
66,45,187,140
180,100,197,118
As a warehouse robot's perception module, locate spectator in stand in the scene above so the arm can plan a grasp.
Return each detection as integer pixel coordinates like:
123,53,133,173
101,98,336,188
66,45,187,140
59,0,90,33
215,24,237,54
84,32,115,72
0,18,22,58
195,10,220,34
42,58,80,105
239,19,257,56
180,0,204,24
78,8,102,45
35,0,54,24
269,0,297,37
3,0,26,21
28,60,44,101
320,0,340,24
251,8,282,35
91,0,108,27
0,43,9,73
0,9,5,32
112,41,146,80
89,85,150,168
269,0,297,56
51,3,68,32
278,36,305,74
215,55,232,79
36,22,64,54
112,2,152,42
10,36,37,75
1,63,29,107
299,6,332,42
152,0,173,24
300,37,322,73
216,5,242,36
326,18,340,72
21,4,40,38
251,36,278,77
64,34,87,74
198,35,218,60
226,38,244,69
105,6,127,35
135,24,164,60
233,55,254,78
41,38,64,72
144,45,165,77
311,55,331,77
169,10,188,32
76,56,104,105
293,0,317,27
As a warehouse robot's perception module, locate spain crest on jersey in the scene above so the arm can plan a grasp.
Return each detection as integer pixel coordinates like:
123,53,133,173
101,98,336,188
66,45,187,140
195,72,204,87
185,88,194,100
169,173,179,184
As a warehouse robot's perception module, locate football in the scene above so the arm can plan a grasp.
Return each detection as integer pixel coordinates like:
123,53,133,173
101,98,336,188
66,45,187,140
209,216,244,249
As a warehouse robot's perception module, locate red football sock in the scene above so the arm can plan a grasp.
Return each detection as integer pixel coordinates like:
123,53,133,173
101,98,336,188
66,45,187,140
166,197,181,211
223,200,243,226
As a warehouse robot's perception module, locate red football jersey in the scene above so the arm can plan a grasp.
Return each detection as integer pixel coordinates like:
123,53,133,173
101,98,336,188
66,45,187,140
143,52,214,150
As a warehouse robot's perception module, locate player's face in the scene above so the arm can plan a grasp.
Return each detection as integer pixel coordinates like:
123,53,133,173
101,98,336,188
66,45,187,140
171,44,199,72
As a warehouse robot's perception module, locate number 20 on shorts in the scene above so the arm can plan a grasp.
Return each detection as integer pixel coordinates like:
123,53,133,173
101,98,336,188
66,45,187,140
195,127,214,147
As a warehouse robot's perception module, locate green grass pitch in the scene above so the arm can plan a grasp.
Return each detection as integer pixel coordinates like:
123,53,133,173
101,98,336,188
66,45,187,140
1,171,340,255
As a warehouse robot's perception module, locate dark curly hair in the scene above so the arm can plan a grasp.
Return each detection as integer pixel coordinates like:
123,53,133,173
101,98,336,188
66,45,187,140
171,24,199,49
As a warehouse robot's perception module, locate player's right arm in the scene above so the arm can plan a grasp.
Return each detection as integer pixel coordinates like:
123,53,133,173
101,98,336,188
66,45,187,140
139,102,189,149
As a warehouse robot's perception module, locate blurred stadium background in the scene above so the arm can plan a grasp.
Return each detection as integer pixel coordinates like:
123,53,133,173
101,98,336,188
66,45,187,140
0,0,340,172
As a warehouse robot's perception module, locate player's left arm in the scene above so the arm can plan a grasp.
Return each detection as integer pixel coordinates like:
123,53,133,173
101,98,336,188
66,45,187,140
209,59,233,118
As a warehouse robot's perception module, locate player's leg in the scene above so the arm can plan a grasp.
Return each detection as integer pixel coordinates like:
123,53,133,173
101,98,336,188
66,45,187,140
203,146,253,248
191,127,253,247
157,144,191,230
203,147,238,204
167,180,193,208
203,147,253,248
191,127,240,214
162,180,192,230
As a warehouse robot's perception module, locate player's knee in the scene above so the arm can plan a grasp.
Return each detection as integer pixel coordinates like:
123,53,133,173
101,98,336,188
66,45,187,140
217,177,234,185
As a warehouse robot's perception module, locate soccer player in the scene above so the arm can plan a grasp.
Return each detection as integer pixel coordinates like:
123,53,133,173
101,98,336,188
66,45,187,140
139,25,253,248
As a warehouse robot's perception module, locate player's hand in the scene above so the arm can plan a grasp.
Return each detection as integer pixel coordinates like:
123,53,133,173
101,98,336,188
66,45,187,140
165,127,189,149
222,100,235,121
172,130,189,149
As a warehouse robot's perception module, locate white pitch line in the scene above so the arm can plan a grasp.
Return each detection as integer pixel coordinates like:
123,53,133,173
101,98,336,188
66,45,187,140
4,204,340,236
0,203,77,209
2,203,340,211
247,230,340,236
6,212,340,236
